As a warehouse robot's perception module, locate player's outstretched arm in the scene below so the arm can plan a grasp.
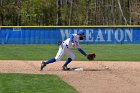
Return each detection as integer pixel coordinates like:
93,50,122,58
76,48,87,56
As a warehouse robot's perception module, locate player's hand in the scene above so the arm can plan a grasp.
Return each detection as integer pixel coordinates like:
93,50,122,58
72,43,76,48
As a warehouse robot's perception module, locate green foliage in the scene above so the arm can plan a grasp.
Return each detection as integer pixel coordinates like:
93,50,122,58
0,0,139,25
0,73,78,93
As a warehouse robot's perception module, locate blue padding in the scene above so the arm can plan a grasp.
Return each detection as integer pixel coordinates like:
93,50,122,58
0,27,139,44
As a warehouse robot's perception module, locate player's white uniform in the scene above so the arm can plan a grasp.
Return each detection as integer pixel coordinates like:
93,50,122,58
40,31,87,71
55,34,80,61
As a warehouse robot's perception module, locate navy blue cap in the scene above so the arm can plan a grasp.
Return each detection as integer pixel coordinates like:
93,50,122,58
78,31,85,36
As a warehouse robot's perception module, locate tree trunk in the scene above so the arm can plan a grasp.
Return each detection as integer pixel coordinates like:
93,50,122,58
117,0,128,25
0,13,4,25
64,0,68,25
56,0,62,25
0,0,3,25
84,0,91,25
68,0,73,26
128,0,131,25
17,0,21,26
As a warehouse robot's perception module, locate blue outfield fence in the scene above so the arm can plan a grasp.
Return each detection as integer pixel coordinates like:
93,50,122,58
0,26,140,44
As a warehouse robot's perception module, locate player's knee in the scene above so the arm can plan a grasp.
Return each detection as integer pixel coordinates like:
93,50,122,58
70,54,75,60
55,57,61,61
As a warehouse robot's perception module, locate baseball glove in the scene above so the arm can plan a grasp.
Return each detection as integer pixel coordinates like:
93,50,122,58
87,53,96,60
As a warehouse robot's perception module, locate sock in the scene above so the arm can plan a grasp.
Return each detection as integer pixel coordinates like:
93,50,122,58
44,58,56,64
63,58,72,67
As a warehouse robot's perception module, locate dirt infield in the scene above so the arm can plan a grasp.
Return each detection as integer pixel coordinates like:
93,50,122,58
0,60,140,93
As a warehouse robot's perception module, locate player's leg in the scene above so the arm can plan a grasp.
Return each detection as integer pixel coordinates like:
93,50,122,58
62,49,75,70
40,58,56,71
40,44,66,71
41,58,56,66
54,44,66,61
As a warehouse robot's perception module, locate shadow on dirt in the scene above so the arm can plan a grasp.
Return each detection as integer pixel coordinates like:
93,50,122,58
46,67,111,72
69,67,111,72
83,68,111,71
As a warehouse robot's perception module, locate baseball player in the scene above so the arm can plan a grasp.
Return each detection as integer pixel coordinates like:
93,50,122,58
40,31,87,71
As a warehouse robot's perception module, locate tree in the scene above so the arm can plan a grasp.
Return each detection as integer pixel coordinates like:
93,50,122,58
0,0,140,26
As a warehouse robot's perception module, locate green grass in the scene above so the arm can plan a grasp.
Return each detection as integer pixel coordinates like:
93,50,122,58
0,73,78,93
0,44,140,61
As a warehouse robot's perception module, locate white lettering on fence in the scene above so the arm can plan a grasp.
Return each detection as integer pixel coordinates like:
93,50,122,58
124,29,133,42
86,29,93,42
60,28,133,42
95,29,105,42
105,29,113,42
60,29,70,41
115,29,124,42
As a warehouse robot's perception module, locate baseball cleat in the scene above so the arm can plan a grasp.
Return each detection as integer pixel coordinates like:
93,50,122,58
62,66,70,71
40,61,46,71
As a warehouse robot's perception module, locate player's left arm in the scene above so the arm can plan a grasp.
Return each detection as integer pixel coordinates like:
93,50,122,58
75,41,87,56
76,47,87,56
